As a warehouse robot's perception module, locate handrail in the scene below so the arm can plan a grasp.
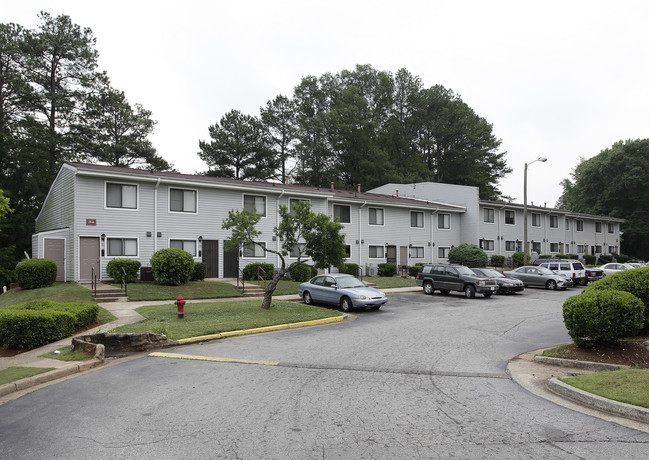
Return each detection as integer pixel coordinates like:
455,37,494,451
120,266,128,297
358,265,363,281
257,265,267,289
91,267,97,296
237,268,245,294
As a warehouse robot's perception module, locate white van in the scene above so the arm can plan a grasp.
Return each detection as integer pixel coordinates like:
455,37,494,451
538,259,587,285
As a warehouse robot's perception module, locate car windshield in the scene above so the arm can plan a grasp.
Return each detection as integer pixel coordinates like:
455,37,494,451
482,269,505,278
336,276,366,289
537,267,554,275
456,266,475,276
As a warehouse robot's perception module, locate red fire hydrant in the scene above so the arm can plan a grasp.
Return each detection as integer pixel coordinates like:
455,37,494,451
175,294,185,319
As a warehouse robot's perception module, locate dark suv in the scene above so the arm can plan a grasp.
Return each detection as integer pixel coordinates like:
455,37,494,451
416,263,499,298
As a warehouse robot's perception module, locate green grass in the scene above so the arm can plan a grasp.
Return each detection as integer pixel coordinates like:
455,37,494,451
560,369,649,408
112,300,342,340
0,367,55,386
0,282,95,307
364,276,417,288
541,344,577,359
39,347,93,361
117,281,244,301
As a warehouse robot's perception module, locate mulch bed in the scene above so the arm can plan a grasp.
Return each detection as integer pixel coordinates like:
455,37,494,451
558,341,649,369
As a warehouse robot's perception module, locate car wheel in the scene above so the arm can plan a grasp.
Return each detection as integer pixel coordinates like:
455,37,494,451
440,289,450,295
579,279,588,286
546,280,557,290
341,296,353,312
464,285,476,299
303,291,313,305
483,292,492,298
423,281,434,295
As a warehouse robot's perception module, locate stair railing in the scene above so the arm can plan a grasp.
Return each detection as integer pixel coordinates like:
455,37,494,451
91,267,97,297
257,265,267,289
237,268,245,294
120,266,128,297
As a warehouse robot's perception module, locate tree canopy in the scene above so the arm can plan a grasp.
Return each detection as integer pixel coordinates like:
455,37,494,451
560,139,649,259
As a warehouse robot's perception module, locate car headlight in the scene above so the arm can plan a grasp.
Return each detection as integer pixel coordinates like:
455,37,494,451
478,280,485,286
358,295,367,300
503,283,513,286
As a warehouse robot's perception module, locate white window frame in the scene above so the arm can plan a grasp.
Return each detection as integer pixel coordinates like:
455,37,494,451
243,241,266,258
438,213,451,230
550,242,559,253
368,245,385,258
576,220,584,231
595,222,602,233
531,213,541,227
344,245,352,259
532,241,541,253
504,210,515,225
105,182,138,211
608,245,616,254
438,247,450,258
368,207,385,226
577,244,585,253
289,242,306,258
505,240,516,252
549,215,558,228
243,194,267,217
169,187,198,214
169,239,198,257
333,204,351,224
411,246,424,258
289,198,311,215
608,223,615,234
410,211,424,228
594,245,602,254
481,240,495,251
566,219,570,230
106,237,139,258
483,208,495,223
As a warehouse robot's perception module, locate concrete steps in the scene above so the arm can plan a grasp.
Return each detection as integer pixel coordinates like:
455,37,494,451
79,283,128,303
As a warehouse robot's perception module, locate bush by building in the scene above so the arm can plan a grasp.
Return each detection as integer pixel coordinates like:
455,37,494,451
191,262,207,281
512,251,525,267
448,244,488,268
490,255,505,267
150,248,195,286
378,263,396,277
409,263,425,277
243,263,275,281
584,254,596,265
106,258,141,283
15,258,57,289
289,263,312,282
339,263,360,276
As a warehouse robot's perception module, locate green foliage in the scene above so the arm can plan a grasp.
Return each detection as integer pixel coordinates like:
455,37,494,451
15,259,57,289
106,258,141,283
490,255,505,267
339,263,360,276
567,254,579,260
585,267,649,328
310,265,318,278
617,253,630,263
448,244,488,268
562,290,644,347
512,251,525,267
289,263,312,282
242,263,274,281
378,263,396,277
191,262,207,281
598,254,613,264
584,254,596,265
150,248,195,286
539,254,552,259
408,264,424,277
0,300,99,349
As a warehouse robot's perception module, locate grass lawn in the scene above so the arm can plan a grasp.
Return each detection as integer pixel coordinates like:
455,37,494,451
112,299,342,340
541,344,577,359
117,281,244,301
560,369,649,409
0,367,55,386
0,282,95,307
39,347,93,361
364,276,417,289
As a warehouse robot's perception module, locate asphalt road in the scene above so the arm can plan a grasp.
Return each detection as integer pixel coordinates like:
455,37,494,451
2,288,649,459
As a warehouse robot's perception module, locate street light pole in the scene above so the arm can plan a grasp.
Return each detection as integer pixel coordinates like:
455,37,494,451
523,157,547,265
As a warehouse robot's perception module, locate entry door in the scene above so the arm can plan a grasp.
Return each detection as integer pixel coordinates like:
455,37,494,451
223,240,239,278
386,245,397,265
202,240,219,278
79,237,100,281
44,239,65,282
399,246,408,267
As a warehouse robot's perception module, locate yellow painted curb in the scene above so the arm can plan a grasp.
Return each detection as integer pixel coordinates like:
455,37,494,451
149,352,279,366
176,315,344,345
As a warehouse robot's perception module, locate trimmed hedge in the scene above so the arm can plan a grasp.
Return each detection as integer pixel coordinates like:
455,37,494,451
339,263,360,276
243,263,274,281
584,254,596,265
512,251,525,267
106,258,141,283
15,259,57,289
409,263,424,277
0,300,99,349
191,262,207,281
563,290,644,347
585,267,649,329
378,263,396,277
289,263,312,282
448,244,488,268
150,248,195,286
490,255,505,267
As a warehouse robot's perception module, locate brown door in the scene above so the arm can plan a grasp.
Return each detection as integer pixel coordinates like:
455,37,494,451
399,246,408,267
79,237,100,281
386,245,397,265
223,240,239,278
44,239,65,282
202,240,219,278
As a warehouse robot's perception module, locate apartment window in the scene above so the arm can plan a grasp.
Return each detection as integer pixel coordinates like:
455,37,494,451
481,240,494,251
333,204,351,223
170,239,197,256
565,219,570,230
410,211,424,228
438,213,450,229
369,245,384,258
438,247,450,258
550,242,559,253
505,240,516,252
595,222,602,233
594,245,602,254
608,246,617,254
107,238,137,257
532,242,541,253
289,198,310,215
244,195,266,217
608,223,615,233
505,210,515,225
344,245,351,258
243,242,266,258
170,188,197,213
576,220,584,231
577,245,585,253
368,207,384,225
531,213,541,227
411,247,424,258
289,243,306,258
484,208,494,223
550,215,558,228
106,183,137,209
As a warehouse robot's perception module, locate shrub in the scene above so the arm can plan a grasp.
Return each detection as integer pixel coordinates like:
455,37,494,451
106,258,141,283
289,263,312,282
490,255,505,267
617,253,630,263
15,258,57,289
377,263,396,277
584,254,596,265
512,251,525,267
150,248,195,286
598,254,613,264
563,290,644,347
310,265,318,278
408,263,424,277
585,267,649,329
566,254,579,260
191,262,207,281
339,263,360,276
539,254,552,259
448,244,488,268
0,300,99,349
242,263,275,281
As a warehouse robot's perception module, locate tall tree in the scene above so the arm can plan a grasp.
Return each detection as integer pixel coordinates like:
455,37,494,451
561,139,649,259
198,109,277,180
260,94,296,183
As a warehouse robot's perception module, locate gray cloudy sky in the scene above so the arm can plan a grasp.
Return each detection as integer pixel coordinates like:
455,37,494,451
5,0,649,207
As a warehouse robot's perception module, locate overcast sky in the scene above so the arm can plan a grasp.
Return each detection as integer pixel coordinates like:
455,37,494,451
5,1,648,208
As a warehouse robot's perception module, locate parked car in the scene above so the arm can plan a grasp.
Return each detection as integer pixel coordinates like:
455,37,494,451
503,266,570,290
598,263,636,276
470,268,525,294
585,267,604,283
415,263,498,298
536,259,587,285
298,273,387,312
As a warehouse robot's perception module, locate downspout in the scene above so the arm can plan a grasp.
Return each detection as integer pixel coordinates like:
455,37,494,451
154,178,160,254
359,201,367,274
277,190,285,269
430,208,438,263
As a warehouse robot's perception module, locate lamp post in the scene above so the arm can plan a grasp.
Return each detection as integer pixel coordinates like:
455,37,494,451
523,157,547,265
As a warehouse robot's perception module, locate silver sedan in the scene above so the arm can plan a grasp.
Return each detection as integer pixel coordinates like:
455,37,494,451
503,266,570,290
298,273,388,312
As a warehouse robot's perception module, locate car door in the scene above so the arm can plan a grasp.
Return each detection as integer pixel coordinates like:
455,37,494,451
308,276,327,302
320,276,340,304
525,267,545,287
445,266,463,291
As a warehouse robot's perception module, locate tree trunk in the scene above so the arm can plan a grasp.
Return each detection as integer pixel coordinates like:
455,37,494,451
261,268,285,309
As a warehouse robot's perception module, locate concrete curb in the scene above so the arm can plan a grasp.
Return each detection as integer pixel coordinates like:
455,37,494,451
534,355,629,372
547,377,649,424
